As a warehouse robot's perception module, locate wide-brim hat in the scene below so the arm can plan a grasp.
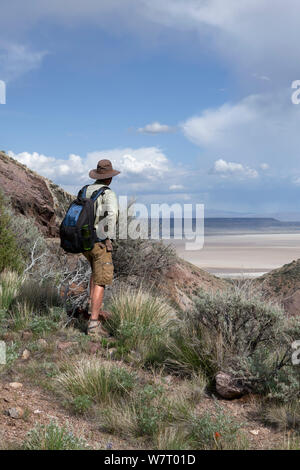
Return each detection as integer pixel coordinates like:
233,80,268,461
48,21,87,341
89,159,120,179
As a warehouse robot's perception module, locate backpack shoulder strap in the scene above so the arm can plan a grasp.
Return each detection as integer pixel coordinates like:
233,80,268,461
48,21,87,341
77,185,89,200
90,185,111,202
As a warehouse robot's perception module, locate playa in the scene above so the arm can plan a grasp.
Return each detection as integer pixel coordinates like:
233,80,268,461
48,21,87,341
169,232,300,278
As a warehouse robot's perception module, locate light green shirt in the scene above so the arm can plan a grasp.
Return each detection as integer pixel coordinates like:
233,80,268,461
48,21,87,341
85,181,119,240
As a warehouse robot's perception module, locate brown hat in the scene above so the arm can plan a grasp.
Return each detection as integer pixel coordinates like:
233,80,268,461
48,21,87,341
89,159,120,180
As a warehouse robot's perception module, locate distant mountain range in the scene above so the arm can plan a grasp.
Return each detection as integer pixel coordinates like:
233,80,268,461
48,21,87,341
205,209,300,222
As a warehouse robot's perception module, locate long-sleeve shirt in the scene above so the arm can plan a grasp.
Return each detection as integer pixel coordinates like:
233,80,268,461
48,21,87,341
85,181,119,241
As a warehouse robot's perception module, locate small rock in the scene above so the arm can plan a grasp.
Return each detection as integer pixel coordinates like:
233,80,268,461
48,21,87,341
89,343,102,354
249,430,260,436
215,372,246,399
22,349,30,360
22,331,33,341
7,407,24,419
9,382,23,390
2,332,14,341
37,339,47,348
164,375,173,385
57,341,73,351
33,409,42,414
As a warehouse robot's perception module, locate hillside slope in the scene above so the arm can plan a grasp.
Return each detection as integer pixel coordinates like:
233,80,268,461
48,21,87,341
0,151,73,237
256,259,300,315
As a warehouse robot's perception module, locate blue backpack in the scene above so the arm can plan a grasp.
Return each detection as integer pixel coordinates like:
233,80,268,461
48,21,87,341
60,185,110,253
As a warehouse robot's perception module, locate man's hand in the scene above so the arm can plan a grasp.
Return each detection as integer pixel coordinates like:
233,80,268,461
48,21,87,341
105,238,113,252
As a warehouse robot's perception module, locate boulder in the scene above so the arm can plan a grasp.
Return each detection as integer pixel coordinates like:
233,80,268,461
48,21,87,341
8,382,23,390
7,407,24,419
215,372,246,399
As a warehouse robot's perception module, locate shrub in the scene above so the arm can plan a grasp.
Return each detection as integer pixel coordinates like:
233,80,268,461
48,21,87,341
23,421,89,450
166,285,300,400
263,401,300,432
113,238,177,285
112,202,177,285
12,279,62,314
0,270,21,310
57,359,136,404
69,395,93,415
7,301,62,334
0,191,24,274
99,384,172,439
106,287,177,365
183,403,245,450
154,427,190,450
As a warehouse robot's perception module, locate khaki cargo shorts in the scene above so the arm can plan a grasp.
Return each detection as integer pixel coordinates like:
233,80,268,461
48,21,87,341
83,242,114,286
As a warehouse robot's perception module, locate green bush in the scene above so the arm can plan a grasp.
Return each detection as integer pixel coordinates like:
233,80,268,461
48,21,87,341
13,279,62,314
69,395,93,415
0,270,21,310
23,421,89,450
183,403,244,450
166,285,300,401
0,191,24,274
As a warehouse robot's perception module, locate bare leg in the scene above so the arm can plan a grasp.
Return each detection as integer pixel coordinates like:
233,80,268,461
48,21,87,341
90,276,105,321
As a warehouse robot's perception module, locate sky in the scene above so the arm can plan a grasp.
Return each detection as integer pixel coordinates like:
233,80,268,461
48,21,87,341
1,0,300,217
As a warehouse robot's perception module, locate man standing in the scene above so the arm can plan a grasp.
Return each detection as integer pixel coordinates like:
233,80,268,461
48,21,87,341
83,159,120,338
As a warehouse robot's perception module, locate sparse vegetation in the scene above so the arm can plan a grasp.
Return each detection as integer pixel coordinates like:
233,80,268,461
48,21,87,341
0,188,299,450
56,359,136,405
23,421,89,450
0,190,25,274
165,284,300,401
106,286,176,365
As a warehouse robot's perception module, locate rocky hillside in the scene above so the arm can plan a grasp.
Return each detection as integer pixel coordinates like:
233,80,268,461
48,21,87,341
256,259,300,315
0,151,73,237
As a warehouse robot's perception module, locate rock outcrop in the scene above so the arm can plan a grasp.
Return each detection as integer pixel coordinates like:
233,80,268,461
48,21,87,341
0,151,73,237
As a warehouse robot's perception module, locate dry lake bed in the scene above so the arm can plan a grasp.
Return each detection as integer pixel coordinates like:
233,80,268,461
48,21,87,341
169,232,300,278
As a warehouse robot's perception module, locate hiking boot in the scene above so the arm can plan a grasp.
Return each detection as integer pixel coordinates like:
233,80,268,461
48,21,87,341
87,320,111,339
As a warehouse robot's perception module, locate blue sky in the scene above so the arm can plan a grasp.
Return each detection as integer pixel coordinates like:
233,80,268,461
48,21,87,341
1,1,300,217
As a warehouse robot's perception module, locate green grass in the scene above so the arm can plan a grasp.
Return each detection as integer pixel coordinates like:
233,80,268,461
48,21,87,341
23,421,89,450
106,287,177,365
56,359,136,405
0,270,21,310
98,383,173,439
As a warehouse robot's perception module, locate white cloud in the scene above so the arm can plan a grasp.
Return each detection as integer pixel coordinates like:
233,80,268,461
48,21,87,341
0,42,47,82
260,163,269,170
169,184,184,191
253,73,271,82
210,159,258,179
182,97,257,146
137,122,175,134
181,90,300,177
1,1,300,81
8,146,188,196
